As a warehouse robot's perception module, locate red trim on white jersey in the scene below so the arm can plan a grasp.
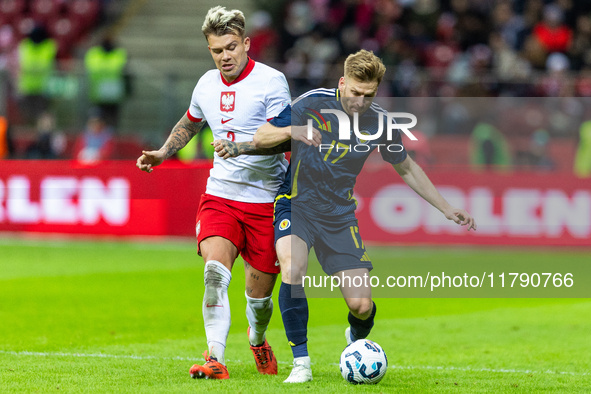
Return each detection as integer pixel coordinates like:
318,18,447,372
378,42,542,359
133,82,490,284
186,110,202,123
220,57,255,87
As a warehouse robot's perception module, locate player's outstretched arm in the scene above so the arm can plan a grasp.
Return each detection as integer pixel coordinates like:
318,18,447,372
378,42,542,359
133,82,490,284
393,156,477,231
212,119,322,159
136,114,205,173
252,122,322,148
253,123,322,149
253,122,291,149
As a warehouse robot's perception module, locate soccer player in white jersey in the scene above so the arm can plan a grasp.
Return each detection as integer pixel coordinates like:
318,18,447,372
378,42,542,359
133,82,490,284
136,6,291,380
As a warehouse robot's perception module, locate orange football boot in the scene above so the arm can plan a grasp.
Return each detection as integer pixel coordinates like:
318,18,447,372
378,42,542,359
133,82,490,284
189,350,229,379
248,327,278,375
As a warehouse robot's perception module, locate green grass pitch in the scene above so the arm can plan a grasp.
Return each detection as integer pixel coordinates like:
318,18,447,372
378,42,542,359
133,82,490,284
0,237,590,393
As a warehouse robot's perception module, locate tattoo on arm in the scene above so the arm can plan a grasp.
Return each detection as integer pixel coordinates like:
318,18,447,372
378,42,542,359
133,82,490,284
161,114,205,159
227,140,291,156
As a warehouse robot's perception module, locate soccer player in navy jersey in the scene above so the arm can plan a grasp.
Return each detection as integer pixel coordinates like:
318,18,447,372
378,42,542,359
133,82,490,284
213,49,476,383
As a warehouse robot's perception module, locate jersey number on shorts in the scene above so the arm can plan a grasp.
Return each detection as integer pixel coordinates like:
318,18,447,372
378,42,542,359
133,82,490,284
350,226,370,261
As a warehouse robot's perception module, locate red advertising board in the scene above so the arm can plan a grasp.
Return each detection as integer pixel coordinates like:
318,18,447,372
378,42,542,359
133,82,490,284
0,160,210,236
0,160,589,246
355,165,591,246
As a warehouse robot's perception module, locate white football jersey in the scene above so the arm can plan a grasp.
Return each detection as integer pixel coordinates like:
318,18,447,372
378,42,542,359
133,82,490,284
187,58,290,203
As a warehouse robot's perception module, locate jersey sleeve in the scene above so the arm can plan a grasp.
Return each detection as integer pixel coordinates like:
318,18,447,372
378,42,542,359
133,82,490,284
268,97,308,128
380,114,408,165
187,79,204,122
269,104,291,127
264,73,291,120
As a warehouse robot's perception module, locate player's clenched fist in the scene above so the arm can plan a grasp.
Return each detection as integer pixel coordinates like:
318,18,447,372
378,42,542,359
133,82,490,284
136,150,166,173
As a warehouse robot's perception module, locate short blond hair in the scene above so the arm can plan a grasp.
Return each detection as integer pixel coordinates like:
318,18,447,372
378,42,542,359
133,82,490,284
202,6,245,39
344,50,386,84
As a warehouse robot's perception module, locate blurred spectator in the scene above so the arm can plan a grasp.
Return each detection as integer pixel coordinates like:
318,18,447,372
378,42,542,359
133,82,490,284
450,0,490,49
537,52,572,96
264,1,591,99
177,125,215,161
492,1,526,50
280,1,315,56
489,32,531,83
448,44,495,96
0,114,14,159
532,4,572,54
16,26,57,124
402,130,432,168
576,69,591,96
0,25,16,67
422,13,461,81
84,38,128,128
574,119,591,177
25,112,66,159
74,112,114,164
247,11,279,62
568,15,591,70
469,122,511,170
515,129,555,170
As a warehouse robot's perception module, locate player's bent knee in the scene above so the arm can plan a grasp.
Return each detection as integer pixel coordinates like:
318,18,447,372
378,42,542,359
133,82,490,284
347,298,373,318
204,260,232,288
279,259,309,285
200,237,237,270
278,258,293,284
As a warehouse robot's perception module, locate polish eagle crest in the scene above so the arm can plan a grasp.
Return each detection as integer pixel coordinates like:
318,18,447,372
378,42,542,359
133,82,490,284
221,92,235,112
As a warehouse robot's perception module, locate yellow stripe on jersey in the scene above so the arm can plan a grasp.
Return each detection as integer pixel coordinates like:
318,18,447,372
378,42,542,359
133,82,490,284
292,160,301,198
347,190,358,207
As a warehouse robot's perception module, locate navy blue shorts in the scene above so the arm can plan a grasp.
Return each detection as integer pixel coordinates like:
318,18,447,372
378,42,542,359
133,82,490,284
273,195,292,245
273,197,372,275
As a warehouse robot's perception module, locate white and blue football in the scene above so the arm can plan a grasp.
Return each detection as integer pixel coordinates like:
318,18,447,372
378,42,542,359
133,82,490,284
339,339,388,384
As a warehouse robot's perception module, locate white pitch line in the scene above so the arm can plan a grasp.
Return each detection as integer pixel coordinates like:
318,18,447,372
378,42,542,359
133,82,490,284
388,364,590,377
0,350,289,365
0,350,203,362
1,350,589,377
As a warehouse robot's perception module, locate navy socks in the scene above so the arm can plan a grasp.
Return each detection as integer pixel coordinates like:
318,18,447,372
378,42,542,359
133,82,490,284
348,301,376,341
278,282,309,358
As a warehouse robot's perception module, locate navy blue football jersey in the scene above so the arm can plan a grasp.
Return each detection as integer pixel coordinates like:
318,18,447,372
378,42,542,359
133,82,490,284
271,88,407,222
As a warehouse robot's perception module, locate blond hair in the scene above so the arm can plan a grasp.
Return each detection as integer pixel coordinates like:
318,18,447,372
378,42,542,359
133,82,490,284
344,50,386,84
202,6,245,39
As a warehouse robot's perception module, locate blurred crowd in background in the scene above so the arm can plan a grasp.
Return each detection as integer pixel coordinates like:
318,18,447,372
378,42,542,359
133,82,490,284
0,0,590,176
0,0,124,164
250,0,591,98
